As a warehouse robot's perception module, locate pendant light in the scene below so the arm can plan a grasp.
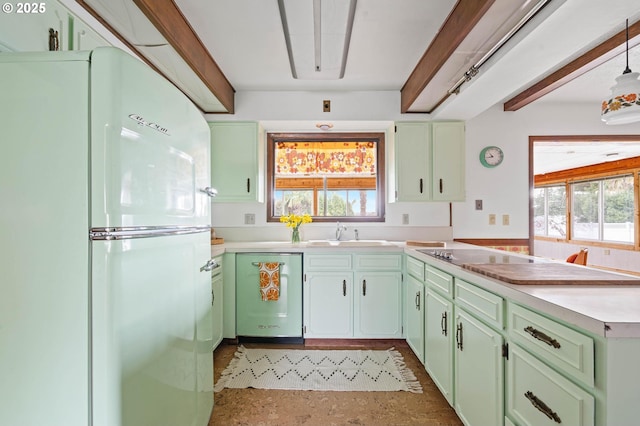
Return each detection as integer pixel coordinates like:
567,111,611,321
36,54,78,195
601,19,640,125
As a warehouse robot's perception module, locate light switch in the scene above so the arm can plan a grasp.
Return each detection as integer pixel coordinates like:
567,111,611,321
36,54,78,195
502,214,510,226
244,213,255,225
489,214,496,225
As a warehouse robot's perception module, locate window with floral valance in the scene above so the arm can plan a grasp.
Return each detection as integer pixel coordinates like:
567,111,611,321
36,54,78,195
267,133,385,223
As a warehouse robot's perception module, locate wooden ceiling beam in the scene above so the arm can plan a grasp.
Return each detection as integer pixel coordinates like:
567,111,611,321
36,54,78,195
400,0,495,113
504,20,640,112
133,0,235,113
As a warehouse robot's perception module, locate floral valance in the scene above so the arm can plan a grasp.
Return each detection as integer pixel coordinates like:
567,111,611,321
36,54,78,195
275,141,376,176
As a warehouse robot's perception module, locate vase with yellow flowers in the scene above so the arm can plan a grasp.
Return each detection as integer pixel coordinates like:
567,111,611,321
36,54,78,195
280,213,312,244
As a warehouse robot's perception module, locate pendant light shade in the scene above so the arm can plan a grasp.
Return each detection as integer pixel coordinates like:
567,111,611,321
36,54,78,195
601,19,640,125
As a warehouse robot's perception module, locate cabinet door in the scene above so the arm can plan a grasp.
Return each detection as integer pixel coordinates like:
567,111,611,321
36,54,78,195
432,122,465,201
304,272,353,338
395,122,431,201
0,1,69,52
454,308,504,426
405,275,424,363
354,272,402,338
424,288,454,405
211,269,223,350
209,122,259,202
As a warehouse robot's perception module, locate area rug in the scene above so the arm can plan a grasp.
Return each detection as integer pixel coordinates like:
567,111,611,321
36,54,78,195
214,346,423,393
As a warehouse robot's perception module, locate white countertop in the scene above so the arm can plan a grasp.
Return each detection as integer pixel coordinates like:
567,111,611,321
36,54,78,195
211,240,640,338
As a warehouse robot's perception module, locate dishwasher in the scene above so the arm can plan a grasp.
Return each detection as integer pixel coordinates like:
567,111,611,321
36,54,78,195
236,253,303,342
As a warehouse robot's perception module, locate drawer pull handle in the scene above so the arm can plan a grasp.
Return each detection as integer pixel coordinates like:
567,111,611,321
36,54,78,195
343,280,346,297
441,312,448,336
415,292,421,310
525,391,562,424
419,178,423,194
439,178,443,194
362,279,367,296
524,326,561,349
456,322,463,351
246,178,251,193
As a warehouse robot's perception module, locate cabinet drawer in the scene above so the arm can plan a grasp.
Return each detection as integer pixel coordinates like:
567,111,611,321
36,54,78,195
425,264,453,297
406,256,425,280
304,254,352,270
455,279,503,329
508,345,594,426
508,303,594,387
354,254,402,270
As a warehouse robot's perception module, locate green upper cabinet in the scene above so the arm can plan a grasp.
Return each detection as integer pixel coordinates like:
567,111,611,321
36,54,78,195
395,121,465,202
431,122,465,201
209,122,262,202
0,1,70,52
395,122,432,201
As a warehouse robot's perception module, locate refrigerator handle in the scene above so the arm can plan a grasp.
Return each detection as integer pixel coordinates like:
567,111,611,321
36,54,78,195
200,187,218,197
200,258,220,272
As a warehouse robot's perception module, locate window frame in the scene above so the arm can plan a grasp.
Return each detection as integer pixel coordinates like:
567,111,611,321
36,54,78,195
266,132,386,223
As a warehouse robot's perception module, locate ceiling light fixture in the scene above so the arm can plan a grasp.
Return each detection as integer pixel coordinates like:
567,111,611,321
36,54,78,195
316,123,334,131
278,0,357,80
601,19,640,125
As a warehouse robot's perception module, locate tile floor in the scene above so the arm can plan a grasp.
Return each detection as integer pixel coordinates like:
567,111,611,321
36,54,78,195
209,341,462,425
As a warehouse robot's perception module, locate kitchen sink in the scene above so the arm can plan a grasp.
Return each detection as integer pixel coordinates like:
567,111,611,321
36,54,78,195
307,239,392,247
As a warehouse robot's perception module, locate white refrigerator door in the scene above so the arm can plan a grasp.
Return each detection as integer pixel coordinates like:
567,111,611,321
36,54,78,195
89,47,211,229
92,232,212,426
0,52,92,426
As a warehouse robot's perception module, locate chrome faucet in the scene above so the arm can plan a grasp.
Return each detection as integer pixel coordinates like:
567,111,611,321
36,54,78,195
335,221,347,240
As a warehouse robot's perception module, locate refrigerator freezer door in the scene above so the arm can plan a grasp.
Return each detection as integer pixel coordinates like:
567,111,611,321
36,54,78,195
91,232,212,426
0,54,91,426
89,47,211,229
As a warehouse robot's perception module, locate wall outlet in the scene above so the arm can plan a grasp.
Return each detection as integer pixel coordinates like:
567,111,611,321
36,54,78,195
502,214,510,226
604,249,611,255
402,213,409,225
475,200,483,210
489,214,496,225
244,213,255,225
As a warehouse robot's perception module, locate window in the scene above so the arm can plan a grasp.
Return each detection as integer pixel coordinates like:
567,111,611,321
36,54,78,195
267,133,385,222
534,185,566,237
572,175,634,243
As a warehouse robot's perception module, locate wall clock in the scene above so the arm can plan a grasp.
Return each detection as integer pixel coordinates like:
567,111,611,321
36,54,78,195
479,146,504,168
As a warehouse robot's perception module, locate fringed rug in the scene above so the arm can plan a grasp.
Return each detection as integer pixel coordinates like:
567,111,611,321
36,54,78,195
214,346,422,393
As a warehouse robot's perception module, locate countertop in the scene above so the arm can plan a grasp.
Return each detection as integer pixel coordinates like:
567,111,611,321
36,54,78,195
210,240,640,338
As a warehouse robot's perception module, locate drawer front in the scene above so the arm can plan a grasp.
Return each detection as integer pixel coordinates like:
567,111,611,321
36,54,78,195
425,264,453,297
406,256,425,280
455,279,503,329
508,303,594,387
354,254,402,270
508,345,594,426
304,254,352,270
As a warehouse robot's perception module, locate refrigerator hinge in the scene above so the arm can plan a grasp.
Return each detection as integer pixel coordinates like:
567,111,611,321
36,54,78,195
502,343,509,360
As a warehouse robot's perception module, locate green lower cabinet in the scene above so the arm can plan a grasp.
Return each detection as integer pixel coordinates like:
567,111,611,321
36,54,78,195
354,271,402,338
424,287,454,405
507,344,594,426
454,308,504,426
304,271,354,337
405,275,425,363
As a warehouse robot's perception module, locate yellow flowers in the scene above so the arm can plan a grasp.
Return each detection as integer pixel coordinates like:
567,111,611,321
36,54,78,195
280,213,312,229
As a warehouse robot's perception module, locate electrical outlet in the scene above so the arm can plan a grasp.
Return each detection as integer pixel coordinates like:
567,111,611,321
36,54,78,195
244,213,255,225
502,214,510,226
489,214,496,225
402,214,409,225
475,200,483,210
323,99,331,112
604,249,611,255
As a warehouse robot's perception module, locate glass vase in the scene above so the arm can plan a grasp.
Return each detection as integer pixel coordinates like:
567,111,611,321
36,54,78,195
291,227,301,244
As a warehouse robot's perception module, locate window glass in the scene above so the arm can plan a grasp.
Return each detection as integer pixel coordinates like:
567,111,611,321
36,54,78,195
533,187,546,236
603,175,634,243
572,181,600,240
547,186,567,237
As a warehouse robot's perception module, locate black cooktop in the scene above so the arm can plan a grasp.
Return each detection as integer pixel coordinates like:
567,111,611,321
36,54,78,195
417,248,541,266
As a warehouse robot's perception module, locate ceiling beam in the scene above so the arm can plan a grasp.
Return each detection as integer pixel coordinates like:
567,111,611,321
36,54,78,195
504,20,640,112
133,0,235,113
400,0,495,113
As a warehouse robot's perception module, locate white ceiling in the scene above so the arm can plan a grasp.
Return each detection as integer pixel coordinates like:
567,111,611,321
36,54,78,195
534,141,640,174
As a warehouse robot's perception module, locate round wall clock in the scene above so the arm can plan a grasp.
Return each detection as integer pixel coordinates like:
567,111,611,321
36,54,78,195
479,146,504,168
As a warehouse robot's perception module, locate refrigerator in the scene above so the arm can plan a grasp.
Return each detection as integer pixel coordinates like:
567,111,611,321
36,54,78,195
0,47,216,426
